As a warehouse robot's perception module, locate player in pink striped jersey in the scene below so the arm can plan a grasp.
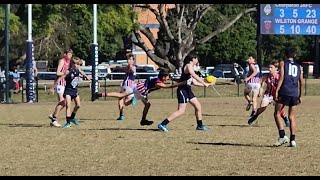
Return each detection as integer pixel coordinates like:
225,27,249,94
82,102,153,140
48,49,73,127
247,60,290,127
244,54,261,117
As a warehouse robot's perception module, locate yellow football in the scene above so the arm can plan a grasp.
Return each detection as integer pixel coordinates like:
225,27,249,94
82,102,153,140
205,75,216,83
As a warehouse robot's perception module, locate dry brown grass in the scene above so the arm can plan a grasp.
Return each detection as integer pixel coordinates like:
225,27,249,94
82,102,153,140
0,96,319,176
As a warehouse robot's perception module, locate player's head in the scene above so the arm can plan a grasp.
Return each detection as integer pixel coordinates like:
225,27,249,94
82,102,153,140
64,48,73,60
184,54,199,66
285,47,296,59
126,53,134,65
158,68,170,81
71,57,81,67
247,53,256,64
269,60,279,74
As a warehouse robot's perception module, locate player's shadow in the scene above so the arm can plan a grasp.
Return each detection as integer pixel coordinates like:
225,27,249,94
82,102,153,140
79,118,116,121
216,124,264,128
0,123,46,128
202,114,248,118
88,127,159,131
187,141,274,148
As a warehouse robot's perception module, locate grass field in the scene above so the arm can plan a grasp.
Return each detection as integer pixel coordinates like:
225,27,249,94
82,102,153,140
0,82,320,175
8,78,320,103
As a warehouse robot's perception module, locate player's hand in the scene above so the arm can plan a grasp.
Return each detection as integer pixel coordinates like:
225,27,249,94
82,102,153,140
86,76,92,81
274,91,278,101
298,97,302,104
244,77,249,83
204,82,210,88
47,87,55,94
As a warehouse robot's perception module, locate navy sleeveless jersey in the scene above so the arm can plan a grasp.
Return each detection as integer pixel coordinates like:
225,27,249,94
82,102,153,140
65,68,80,94
279,60,301,97
178,65,192,90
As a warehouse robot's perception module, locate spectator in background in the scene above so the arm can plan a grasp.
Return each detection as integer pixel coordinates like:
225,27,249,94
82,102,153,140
11,66,21,93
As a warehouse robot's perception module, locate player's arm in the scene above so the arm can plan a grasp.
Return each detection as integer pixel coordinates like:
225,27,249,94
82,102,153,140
155,81,186,89
275,61,285,100
79,68,91,80
186,64,210,87
259,74,267,97
245,63,258,82
56,59,65,77
298,65,304,102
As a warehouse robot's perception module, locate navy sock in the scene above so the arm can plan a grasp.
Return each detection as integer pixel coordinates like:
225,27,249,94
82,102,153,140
66,116,72,123
197,120,203,127
161,119,170,126
279,129,285,138
250,111,256,117
71,112,76,119
290,135,295,142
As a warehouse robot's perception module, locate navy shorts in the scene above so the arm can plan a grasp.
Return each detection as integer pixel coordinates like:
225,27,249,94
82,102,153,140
63,90,78,100
277,95,299,106
177,87,195,104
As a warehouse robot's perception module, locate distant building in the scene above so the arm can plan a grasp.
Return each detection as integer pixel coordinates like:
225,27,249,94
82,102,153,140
133,4,175,69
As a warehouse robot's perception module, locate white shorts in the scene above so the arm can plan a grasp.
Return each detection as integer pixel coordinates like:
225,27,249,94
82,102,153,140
245,83,260,93
262,94,275,105
120,80,135,98
55,85,65,94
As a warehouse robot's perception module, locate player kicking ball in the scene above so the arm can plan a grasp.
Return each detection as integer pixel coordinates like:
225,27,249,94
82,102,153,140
247,60,290,127
92,69,188,126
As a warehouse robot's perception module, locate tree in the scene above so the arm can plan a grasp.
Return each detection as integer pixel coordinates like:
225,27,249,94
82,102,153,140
132,4,257,72
0,4,136,68
195,4,257,66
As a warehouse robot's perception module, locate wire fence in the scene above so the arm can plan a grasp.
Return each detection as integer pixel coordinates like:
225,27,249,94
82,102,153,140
1,75,320,103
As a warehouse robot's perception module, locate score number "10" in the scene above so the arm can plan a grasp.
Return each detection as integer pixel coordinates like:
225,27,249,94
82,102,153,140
279,25,317,34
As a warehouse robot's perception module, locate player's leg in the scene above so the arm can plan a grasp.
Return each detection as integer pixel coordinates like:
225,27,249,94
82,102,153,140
70,94,81,125
49,86,65,127
189,97,208,130
158,89,188,132
287,97,299,147
250,83,260,117
280,109,290,127
273,97,289,146
248,96,269,125
244,84,252,111
62,95,72,128
140,96,153,126
117,97,125,120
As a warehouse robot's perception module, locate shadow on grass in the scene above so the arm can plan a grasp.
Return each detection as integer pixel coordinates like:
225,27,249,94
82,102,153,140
88,127,159,131
202,114,248,117
0,123,46,128
216,124,264,128
187,141,274,148
80,118,116,121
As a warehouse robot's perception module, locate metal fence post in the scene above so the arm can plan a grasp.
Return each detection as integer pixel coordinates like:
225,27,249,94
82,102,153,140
104,77,107,101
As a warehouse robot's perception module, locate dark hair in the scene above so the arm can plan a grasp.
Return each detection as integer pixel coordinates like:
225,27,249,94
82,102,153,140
285,47,296,59
158,68,170,79
183,54,198,65
248,53,256,60
126,53,134,60
270,60,279,68
64,48,73,54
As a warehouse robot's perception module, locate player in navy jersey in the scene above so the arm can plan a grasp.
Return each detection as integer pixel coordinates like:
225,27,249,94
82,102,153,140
53,57,91,128
93,69,187,126
158,54,213,132
274,47,303,147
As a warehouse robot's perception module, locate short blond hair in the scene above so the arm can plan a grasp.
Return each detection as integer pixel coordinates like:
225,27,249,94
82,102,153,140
72,57,81,65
